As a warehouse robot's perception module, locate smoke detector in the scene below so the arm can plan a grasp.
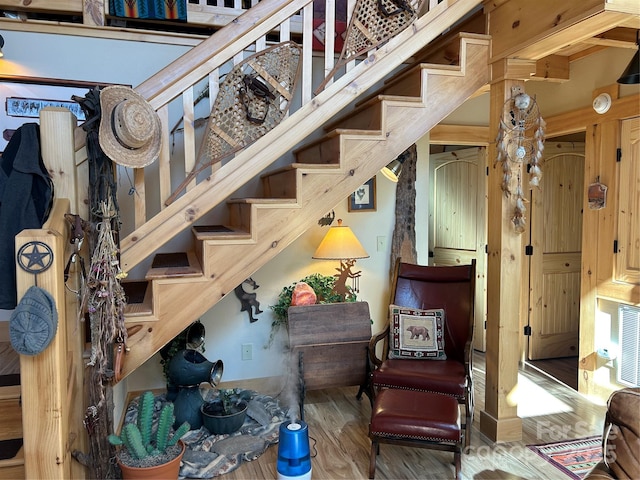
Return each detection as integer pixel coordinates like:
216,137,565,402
592,93,612,114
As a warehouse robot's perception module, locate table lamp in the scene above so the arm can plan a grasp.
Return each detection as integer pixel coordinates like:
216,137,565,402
312,219,369,298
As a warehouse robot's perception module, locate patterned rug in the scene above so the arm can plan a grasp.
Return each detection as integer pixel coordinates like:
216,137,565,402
123,389,288,478
527,436,602,479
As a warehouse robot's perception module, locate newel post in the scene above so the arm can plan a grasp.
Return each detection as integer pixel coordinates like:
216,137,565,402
16,107,83,479
16,203,71,480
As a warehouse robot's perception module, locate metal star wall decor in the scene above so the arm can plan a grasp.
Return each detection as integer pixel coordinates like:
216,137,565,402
17,241,54,274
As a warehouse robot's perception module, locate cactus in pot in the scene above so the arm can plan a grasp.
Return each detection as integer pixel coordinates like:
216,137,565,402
108,391,190,476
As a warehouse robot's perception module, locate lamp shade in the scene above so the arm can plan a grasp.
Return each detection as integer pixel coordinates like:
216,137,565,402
313,219,369,260
617,46,639,84
381,149,411,182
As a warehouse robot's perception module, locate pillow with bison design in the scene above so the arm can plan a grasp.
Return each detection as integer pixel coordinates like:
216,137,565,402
388,305,446,360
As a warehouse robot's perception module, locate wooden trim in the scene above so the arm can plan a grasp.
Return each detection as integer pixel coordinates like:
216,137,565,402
0,18,204,46
429,124,489,145
545,94,640,137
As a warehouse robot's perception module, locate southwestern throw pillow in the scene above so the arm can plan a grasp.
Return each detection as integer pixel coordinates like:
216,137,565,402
388,305,446,360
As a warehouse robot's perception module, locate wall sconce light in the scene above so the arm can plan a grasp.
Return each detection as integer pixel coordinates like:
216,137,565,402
381,149,411,182
312,219,369,298
617,31,639,84
0,35,4,58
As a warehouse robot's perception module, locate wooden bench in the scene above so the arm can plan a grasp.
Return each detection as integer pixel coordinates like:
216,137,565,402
287,302,372,418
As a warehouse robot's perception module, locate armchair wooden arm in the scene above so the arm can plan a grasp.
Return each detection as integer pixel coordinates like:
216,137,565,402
368,325,390,369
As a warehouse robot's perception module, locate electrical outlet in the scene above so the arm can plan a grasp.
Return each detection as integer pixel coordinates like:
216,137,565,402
241,343,253,361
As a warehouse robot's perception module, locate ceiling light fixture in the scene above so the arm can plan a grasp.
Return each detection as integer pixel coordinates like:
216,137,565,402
617,31,640,85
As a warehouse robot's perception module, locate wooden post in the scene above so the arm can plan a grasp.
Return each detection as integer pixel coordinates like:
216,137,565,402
14,107,88,479
479,76,524,442
39,107,83,217
16,202,72,480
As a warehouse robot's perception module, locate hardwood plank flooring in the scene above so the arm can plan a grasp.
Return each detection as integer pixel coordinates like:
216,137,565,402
0,344,606,479
221,352,606,480
527,357,579,391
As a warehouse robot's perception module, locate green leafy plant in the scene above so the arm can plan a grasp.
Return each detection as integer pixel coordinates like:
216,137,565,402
108,391,190,464
268,273,357,346
206,388,247,415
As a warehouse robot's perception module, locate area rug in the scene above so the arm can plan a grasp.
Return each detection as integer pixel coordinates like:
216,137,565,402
527,436,602,479
123,389,288,478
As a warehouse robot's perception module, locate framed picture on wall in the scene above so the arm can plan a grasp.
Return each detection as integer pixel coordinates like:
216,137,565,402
348,176,376,212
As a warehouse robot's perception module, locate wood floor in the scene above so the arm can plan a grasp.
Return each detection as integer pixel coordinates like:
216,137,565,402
222,352,606,480
0,345,606,479
527,357,579,391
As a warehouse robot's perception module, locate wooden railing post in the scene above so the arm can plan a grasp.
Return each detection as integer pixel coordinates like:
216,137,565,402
16,201,72,480
14,107,88,479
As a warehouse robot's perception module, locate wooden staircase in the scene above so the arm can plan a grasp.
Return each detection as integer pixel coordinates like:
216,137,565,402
118,33,490,379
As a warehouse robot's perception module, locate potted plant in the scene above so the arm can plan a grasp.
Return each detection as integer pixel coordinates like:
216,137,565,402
268,273,357,346
200,388,249,435
108,391,190,479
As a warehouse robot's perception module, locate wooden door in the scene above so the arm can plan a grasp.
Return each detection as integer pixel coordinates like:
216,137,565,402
616,117,640,285
527,143,585,360
429,147,487,351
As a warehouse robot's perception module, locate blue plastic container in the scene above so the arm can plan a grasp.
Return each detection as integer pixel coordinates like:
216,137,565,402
277,420,312,480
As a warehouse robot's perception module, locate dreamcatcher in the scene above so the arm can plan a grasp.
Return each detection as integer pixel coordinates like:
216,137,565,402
495,86,546,233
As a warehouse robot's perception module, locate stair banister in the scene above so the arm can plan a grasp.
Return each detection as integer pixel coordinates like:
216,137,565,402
136,0,313,108
101,0,314,238
119,0,483,272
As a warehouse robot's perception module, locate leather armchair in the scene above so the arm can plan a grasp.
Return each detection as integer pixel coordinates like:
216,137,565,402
585,387,640,479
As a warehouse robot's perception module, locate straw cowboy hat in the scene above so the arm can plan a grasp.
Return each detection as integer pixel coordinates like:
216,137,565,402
99,85,161,168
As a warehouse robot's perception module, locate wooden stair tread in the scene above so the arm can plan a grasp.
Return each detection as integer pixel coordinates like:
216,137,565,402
226,198,298,205
0,385,20,401
260,163,339,178
291,129,343,155
123,281,153,317
0,397,22,441
0,442,25,480
192,225,252,241
145,251,202,280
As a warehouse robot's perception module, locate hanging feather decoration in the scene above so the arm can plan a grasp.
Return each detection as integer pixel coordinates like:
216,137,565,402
495,86,545,233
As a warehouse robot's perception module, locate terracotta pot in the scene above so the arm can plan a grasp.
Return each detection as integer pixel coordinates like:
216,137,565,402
117,440,185,480
201,400,248,434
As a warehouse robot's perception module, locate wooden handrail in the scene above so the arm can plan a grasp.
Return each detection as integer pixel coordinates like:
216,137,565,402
118,0,472,271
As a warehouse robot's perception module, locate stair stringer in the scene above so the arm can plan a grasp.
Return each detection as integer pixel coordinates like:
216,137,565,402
118,36,489,380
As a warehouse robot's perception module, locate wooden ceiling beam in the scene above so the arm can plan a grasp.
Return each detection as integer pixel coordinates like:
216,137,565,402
485,0,638,62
